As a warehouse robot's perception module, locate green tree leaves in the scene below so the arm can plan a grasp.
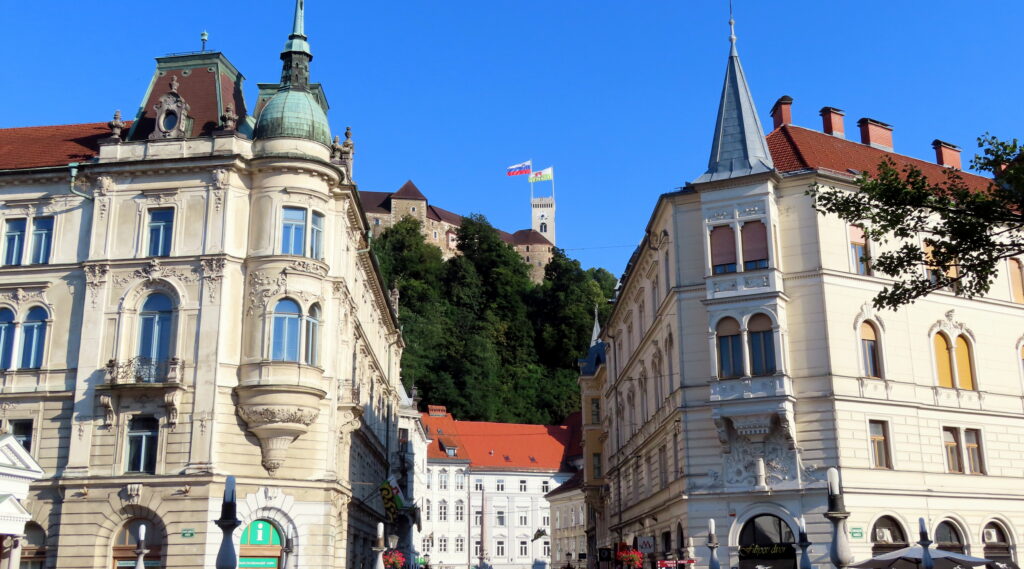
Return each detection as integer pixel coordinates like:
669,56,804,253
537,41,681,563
372,215,613,423
808,135,1023,309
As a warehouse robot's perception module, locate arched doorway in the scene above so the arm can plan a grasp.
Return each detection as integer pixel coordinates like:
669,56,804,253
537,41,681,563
982,522,1017,569
935,521,965,554
112,519,162,569
738,514,796,569
871,517,908,556
240,520,284,569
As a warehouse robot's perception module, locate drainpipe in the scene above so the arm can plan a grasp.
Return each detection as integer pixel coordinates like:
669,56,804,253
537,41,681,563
67,163,94,201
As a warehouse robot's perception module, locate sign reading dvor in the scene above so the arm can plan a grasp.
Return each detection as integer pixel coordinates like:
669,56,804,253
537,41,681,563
637,536,656,554
738,544,795,559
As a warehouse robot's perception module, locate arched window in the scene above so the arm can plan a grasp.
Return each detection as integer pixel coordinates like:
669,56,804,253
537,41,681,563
935,521,965,554
20,307,47,370
747,314,776,376
870,516,907,555
982,522,1012,565
0,308,13,370
860,322,882,378
739,515,796,569
138,293,174,382
710,226,737,274
849,224,871,275
240,520,284,569
540,222,548,233
954,336,975,390
639,378,649,421
741,221,769,270
717,318,742,379
304,304,321,366
21,522,46,569
934,334,954,388
113,519,162,568
1010,259,1024,303
272,298,302,362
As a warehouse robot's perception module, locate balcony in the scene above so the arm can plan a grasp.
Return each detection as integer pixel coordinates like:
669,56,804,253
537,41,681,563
709,374,791,402
96,357,185,428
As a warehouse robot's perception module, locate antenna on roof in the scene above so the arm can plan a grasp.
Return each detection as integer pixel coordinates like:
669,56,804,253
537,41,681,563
201,30,209,52
728,0,736,47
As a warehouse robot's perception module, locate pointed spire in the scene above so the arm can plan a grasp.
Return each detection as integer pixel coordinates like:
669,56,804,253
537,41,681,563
590,304,601,346
694,9,774,184
279,0,312,88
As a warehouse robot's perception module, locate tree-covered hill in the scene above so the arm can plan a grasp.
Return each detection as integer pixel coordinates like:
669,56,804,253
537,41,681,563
373,215,615,424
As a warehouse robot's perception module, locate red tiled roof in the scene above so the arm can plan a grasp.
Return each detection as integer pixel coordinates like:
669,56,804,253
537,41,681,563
766,125,991,191
392,180,428,201
0,122,127,171
420,409,576,471
510,229,553,246
359,190,392,214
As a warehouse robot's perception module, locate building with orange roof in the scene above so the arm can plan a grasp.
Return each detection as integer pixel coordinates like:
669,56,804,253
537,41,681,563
417,406,579,569
581,15,1024,569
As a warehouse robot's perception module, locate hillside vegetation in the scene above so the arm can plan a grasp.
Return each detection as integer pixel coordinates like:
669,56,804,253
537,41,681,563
373,215,615,424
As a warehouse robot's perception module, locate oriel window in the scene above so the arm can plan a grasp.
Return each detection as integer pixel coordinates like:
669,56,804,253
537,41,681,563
4,219,26,266
281,207,306,255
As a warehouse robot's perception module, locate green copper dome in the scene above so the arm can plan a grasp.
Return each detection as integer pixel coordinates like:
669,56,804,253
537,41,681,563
253,89,331,147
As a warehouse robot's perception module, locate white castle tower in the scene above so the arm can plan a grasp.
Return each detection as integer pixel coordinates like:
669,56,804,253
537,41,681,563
531,188,556,246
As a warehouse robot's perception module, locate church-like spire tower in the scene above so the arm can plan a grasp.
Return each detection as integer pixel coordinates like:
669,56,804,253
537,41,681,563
694,10,774,183
280,0,312,89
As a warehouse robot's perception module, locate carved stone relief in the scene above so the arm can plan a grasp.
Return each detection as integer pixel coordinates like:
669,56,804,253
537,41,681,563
200,258,226,302
84,263,110,306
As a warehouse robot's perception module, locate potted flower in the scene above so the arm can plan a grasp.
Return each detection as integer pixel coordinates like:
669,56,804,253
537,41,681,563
384,549,406,569
616,548,643,569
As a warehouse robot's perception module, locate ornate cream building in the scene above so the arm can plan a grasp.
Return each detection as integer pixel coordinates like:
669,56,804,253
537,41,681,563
0,3,408,569
581,19,1023,569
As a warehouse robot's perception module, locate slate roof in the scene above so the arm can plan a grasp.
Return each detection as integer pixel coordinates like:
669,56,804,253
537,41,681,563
392,180,428,201
420,406,577,472
0,122,126,171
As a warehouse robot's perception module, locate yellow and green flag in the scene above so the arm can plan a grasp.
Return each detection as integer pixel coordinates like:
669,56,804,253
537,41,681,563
529,167,554,183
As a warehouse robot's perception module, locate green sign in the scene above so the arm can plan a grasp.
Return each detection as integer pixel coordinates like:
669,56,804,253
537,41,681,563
850,527,864,539
181,528,195,538
117,562,160,568
241,520,281,546
239,558,279,568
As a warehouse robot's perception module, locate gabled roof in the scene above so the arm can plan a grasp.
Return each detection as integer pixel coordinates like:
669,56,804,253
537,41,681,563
359,191,392,214
0,434,44,481
420,406,577,472
694,28,773,184
766,124,991,191
392,180,428,201
0,122,126,171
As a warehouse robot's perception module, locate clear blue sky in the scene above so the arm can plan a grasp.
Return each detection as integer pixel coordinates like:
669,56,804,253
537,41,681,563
5,1,1021,275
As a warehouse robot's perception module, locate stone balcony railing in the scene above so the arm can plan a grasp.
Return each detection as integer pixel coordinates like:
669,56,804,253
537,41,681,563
104,356,182,385
96,356,185,428
709,374,792,402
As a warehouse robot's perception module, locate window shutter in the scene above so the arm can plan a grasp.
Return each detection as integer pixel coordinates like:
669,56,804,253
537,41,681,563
741,221,769,262
710,226,736,265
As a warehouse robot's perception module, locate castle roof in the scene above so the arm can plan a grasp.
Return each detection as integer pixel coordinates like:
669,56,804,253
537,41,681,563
420,406,577,472
0,122,125,171
510,229,553,246
392,180,428,201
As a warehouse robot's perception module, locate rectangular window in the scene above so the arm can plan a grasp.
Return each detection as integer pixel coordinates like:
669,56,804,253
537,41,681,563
658,447,668,489
748,331,776,376
474,510,482,526
147,209,173,257
310,211,325,260
456,503,465,521
474,541,482,558
281,207,306,255
439,502,447,521
869,420,892,469
965,429,984,474
439,471,448,490
518,511,529,526
456,537,465,553
542,513,550,527
474,478,483,491
943,427,963,473
4,219,26,266
496,541,506,557
439,537,447,553
519,479,527,492
710,225,737,274
863,338,881,378
456,472,465,490
541,480,549,493
426,470,431,489
496,510,506,526
520,541,529,557
126,416,158,474
543,541,550,557
718,335,743,378
741,221,769,270
10,419,32,452
496,479,505,492
30,217,53,265
590,398,600,424
592,453,602,479
849,225,871,275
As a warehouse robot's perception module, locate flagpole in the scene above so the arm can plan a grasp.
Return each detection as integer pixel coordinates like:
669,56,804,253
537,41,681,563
529,159,534,201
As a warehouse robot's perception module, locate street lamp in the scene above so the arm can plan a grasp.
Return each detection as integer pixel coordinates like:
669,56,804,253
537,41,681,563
389,534,399,550
797,516,813,569
133,523,148,569
917,518,935,569
707,519,720,569
824,468,853,569
424,553,431,569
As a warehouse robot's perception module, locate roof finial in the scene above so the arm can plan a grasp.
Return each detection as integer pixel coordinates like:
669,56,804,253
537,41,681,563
292,0,305,38
200,30,209,52
728,0,737,50
590,304,601,346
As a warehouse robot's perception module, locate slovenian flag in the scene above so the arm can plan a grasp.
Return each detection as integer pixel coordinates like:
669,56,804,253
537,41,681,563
507,161,532,176
529,167,554,183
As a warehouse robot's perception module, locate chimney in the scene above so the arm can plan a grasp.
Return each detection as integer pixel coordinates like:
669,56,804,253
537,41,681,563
770,95,793,130
857,118,893,151
932,139,961,169
819,107,845,139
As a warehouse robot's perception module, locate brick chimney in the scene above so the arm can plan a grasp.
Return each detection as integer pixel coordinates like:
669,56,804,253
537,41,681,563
932,139,961,169
819,107,845,139
857,118,893,151
770,95,793,130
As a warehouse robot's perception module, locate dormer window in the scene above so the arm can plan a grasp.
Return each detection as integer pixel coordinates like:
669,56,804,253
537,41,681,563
446,447,457,457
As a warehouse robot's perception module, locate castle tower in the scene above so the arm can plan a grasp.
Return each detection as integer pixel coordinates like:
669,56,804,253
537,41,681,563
531,192,556,246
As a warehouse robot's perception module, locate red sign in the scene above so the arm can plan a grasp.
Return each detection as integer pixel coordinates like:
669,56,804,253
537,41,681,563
657,562,677,568
680,561,696,564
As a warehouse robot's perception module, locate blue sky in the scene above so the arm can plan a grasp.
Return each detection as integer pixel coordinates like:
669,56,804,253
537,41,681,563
5,1,1021,275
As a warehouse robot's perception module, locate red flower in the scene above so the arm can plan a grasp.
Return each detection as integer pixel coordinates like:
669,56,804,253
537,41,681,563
383,550,406,569
616,548,644,569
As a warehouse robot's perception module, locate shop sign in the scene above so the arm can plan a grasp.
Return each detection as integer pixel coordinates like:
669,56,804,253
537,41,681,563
637,536,655,554
181,528,195,538
850,527,864,539
239,558,279,568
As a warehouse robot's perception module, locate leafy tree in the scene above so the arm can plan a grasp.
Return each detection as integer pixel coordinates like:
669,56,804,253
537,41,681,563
808,134,1022,308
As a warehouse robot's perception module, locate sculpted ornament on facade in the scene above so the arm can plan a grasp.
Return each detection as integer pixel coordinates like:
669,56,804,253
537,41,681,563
84,263,110,306
237,406,320,428
200,257,226,302
288,259,329,278
0,287,48,307
113,258,199,288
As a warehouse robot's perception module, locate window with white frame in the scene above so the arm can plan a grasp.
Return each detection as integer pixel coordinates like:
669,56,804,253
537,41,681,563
519,479,527,492
869,420,892,469
20,307,48,370
126,416,159,474
438,537,447,553
518,510,528,526
455,501,465,522
455,470,465,490
474,478,483,491
148,209,173,257
280,207,325,260
519,541,529,557
438,501,448,521
496,479,505,492
455,537,465,553
496,510,506,526
439,470,449,490
29,217,53,265
495,540,505,557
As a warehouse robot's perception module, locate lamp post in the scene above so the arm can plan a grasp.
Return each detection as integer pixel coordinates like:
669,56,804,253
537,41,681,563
374,523,387,569
797,516,813,569
917,518,935,569
215,476,241,569
706,519,720,569
823,468,853,569
133,523,148,569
